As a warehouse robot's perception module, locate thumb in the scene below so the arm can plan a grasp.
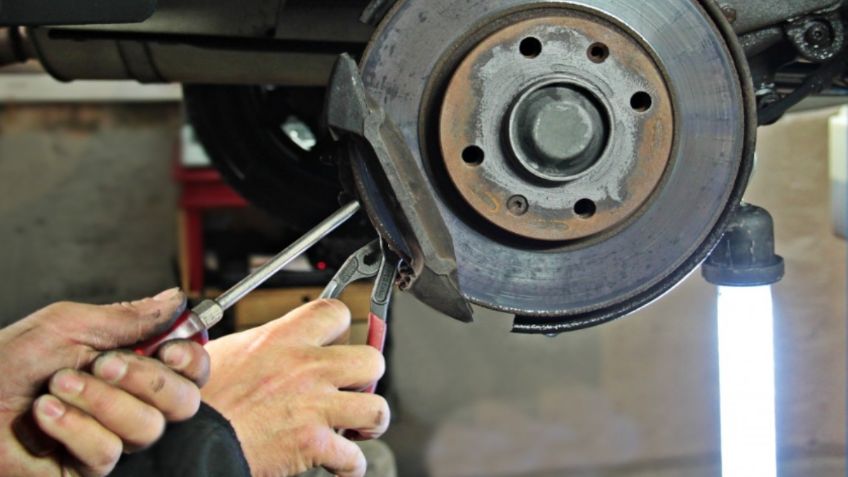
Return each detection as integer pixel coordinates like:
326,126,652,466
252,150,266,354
61,288,187,350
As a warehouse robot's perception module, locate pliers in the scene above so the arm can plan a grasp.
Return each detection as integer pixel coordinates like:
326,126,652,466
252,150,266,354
321,239,401,381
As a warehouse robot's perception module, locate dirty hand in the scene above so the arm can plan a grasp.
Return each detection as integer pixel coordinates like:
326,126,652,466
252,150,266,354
202,299,389,477
0,289,211,477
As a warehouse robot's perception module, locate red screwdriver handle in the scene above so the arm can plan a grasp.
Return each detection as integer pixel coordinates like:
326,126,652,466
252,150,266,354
133,309,209,357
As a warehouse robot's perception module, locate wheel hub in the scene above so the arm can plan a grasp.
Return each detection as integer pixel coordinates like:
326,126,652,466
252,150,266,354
509,84,605,181
439,14,673,241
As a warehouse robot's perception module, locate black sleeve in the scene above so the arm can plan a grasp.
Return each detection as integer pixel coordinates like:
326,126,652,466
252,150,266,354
110,403,251,477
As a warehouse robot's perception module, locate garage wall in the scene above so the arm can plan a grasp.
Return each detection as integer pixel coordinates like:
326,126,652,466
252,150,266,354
0,104,181,324
754,110,847,467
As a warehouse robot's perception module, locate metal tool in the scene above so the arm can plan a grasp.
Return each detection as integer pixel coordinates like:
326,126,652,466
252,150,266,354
360,245,401,393
324,240,401,440
134,201,361,356
319,240,382,300
320,239,401,394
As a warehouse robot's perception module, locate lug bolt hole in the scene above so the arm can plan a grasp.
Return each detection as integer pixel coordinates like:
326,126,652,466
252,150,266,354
507,195,529,216
462,145,485,165
574,199,597,219
519,37,543,58
587,42,609,63
630,92,653,112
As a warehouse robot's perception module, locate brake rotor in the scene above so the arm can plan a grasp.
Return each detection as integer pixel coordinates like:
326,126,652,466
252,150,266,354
356,0,755,331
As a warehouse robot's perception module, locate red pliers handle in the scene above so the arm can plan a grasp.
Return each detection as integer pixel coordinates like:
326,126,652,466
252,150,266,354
361,248,399,393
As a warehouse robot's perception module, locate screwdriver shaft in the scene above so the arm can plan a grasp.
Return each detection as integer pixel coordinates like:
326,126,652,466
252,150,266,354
215,201,360,310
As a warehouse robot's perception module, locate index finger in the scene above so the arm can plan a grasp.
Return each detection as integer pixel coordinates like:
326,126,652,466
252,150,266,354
270,299,352,346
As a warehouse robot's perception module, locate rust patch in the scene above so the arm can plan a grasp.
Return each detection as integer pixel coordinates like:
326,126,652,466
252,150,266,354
439,13,674,241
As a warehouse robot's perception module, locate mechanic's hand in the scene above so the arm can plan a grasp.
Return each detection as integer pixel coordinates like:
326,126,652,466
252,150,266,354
202,299,389,477
0,289,210,477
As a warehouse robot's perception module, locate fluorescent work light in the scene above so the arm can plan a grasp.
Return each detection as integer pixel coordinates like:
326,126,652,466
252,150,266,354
703,203,784,477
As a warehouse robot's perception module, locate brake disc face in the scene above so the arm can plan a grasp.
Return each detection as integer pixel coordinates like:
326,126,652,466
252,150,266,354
357,0,755,331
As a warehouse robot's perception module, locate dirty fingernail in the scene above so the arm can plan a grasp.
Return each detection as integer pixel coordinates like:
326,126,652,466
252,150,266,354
53,371,84,396
153,287,181,302
161,344,190,370
36,396,65,420
95,354,128,383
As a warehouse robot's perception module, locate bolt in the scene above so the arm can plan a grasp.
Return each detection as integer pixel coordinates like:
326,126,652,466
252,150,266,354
396,262,415,291
804,21,833,48
756,88,780,109
719,4,737,24
507,195,529,216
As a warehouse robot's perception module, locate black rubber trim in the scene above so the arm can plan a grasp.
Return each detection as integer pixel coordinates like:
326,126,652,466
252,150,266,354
0,0,156,26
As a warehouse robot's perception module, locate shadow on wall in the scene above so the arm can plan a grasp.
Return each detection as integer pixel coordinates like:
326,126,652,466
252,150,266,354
0,104,181,325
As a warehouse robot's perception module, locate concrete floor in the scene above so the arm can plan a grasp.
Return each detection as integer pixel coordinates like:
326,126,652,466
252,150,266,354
0,104,844,476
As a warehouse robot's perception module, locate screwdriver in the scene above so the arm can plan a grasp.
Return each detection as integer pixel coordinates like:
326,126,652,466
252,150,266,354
134,201,361,356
